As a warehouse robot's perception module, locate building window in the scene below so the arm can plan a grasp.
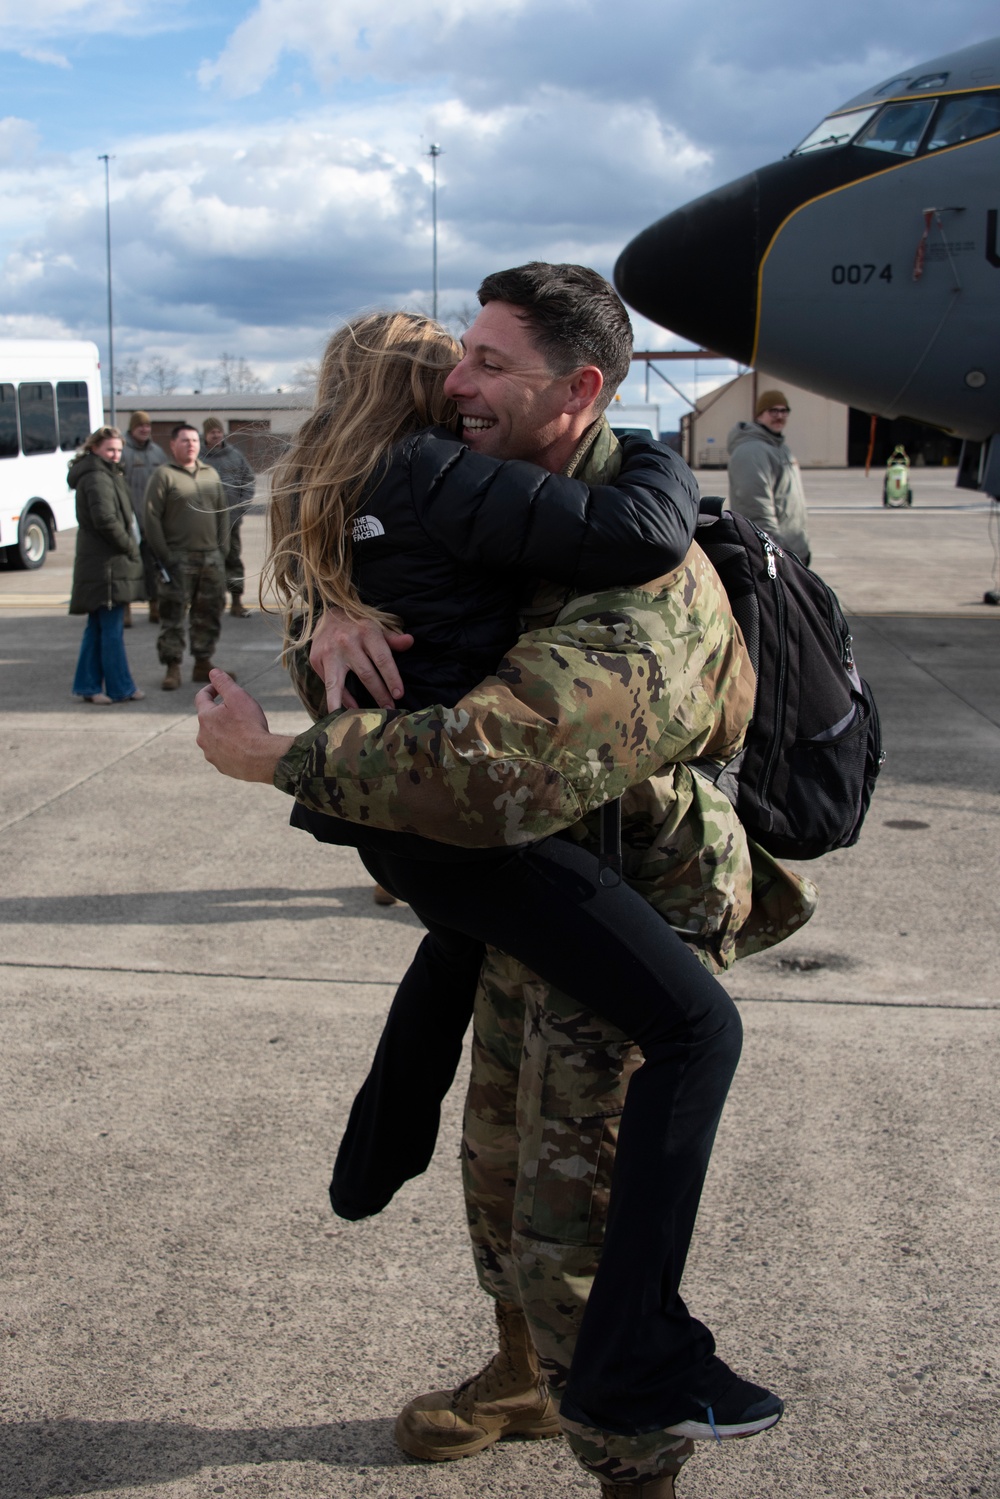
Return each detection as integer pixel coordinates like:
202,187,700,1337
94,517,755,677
18,382,58,455
0,384,18,459
57,381,91,452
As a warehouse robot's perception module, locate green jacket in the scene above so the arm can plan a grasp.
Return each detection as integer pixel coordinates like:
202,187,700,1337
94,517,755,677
276,421,816,971
67,453,144,615
142,461,229,564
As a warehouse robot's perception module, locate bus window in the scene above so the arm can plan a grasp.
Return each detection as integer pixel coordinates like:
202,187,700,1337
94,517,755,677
18,383,58,455
0,384,18,459
57,381,91,451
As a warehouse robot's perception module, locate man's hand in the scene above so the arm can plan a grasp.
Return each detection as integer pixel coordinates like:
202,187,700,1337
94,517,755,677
309,608,414,711
196,670,296,783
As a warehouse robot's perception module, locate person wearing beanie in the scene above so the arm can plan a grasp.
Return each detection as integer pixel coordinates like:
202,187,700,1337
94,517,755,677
200,417,256,618
725,387,811,565
121,409,168,621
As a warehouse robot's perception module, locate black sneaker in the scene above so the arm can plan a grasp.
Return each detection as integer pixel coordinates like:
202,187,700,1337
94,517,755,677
664,1376,784,1442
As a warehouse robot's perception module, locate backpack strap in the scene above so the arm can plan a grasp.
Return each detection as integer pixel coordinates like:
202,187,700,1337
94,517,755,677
698,495,726,525
687,749,745,810
598,798,623,887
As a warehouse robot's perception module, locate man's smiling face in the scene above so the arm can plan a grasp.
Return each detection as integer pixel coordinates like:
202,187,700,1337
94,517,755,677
443,301,589,471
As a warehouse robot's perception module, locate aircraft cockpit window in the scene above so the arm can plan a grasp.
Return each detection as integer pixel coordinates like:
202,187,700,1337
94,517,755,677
926,92,1000,151
854,100,936,156
791,106,877,154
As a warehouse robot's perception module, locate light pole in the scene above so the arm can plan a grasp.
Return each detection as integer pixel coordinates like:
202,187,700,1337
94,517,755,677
98,154,116,425
428,143,442,320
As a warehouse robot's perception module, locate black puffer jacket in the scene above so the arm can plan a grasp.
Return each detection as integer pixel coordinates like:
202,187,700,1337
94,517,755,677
68,453,144,615
348,428,699,710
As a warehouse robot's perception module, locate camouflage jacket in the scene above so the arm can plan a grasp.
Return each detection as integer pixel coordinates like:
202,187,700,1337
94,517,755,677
275,421,816,970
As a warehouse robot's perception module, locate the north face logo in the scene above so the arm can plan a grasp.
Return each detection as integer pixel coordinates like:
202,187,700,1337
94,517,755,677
352,514,385,542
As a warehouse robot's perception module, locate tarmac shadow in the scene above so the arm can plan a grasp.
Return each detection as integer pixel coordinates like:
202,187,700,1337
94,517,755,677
0,1415,403,1497
0,886,421,927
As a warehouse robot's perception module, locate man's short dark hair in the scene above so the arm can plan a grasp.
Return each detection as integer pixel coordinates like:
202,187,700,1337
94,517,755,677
171,422,199,440
477,262,633,414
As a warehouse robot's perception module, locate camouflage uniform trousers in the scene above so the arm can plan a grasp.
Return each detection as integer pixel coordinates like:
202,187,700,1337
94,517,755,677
157,548,226,665
225,516,245,597
462,949,694,1486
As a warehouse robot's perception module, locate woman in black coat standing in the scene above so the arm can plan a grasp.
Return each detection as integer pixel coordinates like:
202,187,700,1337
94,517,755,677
69,426,146,703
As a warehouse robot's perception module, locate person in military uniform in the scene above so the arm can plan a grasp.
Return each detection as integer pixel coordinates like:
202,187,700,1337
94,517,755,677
200,417,256,617
143,422,230,691
726,389,811,565
195,266,816,1499
120,410,168,623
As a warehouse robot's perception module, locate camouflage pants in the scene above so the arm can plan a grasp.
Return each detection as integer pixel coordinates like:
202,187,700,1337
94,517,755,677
225,516,244,597
462,950,693,1485
156,550,225,665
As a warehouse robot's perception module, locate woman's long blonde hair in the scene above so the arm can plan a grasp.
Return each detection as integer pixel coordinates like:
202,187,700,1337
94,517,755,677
265,311,460,648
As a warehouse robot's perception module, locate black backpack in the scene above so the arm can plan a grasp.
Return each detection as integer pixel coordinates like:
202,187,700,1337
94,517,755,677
691,500,885,861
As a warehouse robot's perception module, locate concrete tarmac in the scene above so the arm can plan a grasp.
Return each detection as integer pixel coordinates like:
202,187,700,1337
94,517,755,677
1,470,998,1499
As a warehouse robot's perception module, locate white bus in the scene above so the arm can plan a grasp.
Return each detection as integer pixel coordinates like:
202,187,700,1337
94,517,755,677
0,340,103,570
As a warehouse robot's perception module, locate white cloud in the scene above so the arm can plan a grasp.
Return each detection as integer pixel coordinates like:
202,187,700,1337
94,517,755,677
0,117,41,165
18,46,71,68
199,0,533,97
0,85,712,364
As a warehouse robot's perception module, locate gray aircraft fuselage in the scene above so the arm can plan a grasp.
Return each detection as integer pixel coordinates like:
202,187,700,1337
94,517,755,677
614,38,1000,454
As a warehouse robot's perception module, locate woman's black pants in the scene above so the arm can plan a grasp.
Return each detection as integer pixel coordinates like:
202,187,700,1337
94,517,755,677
334,834,744,1431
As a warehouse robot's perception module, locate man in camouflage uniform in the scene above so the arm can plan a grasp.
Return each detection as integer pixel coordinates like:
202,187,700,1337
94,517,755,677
201,417,256,618
195,265,815,1497
121,410,168,620
143,423,230,691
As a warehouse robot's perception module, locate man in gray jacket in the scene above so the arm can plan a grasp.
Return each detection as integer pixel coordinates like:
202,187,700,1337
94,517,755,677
201,417,256,617
121,410,168,621
726,389,811,565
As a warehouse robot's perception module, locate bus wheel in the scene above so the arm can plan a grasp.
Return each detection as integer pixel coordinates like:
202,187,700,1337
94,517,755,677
10,510,49,570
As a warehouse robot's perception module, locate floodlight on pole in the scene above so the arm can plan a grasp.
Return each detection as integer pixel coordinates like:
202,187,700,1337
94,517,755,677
98,154,116,425
428,143,442,320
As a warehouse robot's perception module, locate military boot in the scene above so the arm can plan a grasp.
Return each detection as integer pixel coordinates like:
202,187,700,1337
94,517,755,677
394,1301,560,1461
598,1464,692,1499
161,662,182,691
192,658,213,683
600,1481,671,1497
148,601,160,624
230,595,251,618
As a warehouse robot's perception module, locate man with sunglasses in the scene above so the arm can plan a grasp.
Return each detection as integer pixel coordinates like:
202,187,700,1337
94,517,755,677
726,388,811,564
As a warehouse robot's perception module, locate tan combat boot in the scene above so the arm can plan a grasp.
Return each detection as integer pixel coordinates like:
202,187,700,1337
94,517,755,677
230,596,251,618
394,1301,561,1461
148,601,160,624
161,662,182,691
192,658,213,683
599,1466,691,1498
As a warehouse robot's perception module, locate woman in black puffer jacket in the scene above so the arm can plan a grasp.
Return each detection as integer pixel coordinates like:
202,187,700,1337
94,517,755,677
68,426,145,703
260,312,741,1236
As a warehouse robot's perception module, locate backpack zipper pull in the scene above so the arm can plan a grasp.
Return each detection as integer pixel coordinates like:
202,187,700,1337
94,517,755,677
844,633,855,669
764,540,777,579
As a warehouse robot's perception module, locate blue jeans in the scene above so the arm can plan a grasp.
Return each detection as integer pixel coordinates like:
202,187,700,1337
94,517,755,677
72,606,137,701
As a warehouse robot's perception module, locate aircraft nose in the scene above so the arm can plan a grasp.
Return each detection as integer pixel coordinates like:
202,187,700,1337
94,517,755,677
614,170,760,364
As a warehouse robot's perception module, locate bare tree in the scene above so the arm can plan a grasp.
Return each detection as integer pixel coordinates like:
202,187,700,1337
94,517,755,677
190,365,214,394
216,352,264,394
143,355,181,395
290,360,319,392
445,301,480,334
115,357,143,395
406,297,478,336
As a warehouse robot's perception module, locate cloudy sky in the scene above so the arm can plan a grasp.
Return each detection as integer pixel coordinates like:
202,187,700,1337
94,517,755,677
0,2,995,421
